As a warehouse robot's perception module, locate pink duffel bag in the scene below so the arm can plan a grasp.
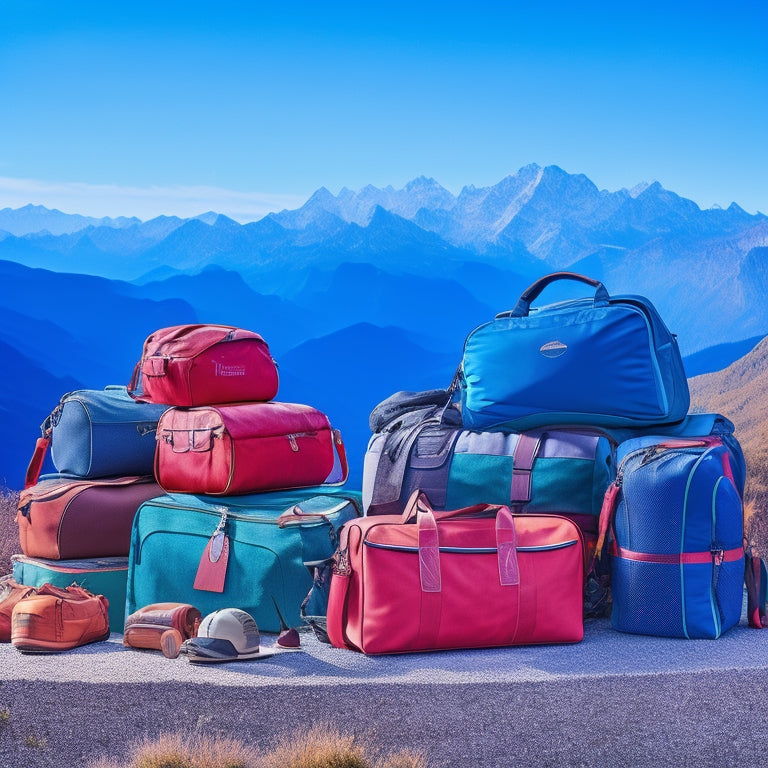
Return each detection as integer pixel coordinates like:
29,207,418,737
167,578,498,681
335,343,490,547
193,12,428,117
154,402,348,495
327,491,584,654
128,324,279,406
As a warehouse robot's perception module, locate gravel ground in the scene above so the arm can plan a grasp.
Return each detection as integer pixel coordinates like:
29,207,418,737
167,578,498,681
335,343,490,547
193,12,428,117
1,614,767,768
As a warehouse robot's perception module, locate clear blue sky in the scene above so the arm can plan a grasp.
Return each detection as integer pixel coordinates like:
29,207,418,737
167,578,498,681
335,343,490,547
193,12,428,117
0,0,766,220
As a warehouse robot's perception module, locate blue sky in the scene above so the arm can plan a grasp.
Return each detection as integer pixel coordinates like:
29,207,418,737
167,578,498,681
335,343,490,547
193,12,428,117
0,0,765,220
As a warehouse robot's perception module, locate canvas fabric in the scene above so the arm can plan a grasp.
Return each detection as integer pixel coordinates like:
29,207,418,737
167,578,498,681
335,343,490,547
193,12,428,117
126,488,361,633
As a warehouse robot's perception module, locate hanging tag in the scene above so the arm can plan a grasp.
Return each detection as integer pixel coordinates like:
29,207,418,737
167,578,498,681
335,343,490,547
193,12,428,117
193,509,230,593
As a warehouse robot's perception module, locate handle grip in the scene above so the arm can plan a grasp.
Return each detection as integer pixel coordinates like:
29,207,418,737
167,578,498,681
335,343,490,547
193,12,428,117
401,490,501,524
500,272,610,318
416,503,519,591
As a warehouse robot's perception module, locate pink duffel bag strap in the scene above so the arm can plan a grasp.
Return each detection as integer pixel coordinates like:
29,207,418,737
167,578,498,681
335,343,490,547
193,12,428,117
410,492,520,590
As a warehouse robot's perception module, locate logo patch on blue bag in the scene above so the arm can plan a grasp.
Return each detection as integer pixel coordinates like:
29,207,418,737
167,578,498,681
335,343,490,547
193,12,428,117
540,340,567,358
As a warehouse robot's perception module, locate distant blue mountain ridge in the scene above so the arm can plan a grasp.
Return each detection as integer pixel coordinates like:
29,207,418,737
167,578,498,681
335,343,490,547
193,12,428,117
0,163,766,488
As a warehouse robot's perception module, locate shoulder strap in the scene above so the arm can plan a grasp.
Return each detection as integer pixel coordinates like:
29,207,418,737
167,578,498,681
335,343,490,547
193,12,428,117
745,545,768,629
24,410,58,489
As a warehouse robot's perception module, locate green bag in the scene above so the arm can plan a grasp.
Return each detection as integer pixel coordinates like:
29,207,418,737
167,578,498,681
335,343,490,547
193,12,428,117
126,488,361,633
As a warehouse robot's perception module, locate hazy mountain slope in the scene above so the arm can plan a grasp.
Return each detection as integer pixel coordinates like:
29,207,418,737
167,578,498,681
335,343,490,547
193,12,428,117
0,340,81,487
568,224,768,353
0,260,197,386
0,204,139,236
689,335,768,550
118,266,313,355
291,261,497,355
683,335,765,377
689,335,768,444
272,176,456,228
278,323,457,486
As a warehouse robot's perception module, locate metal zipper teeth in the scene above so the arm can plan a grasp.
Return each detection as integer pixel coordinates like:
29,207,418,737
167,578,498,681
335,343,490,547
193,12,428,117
363,540,579,554
135,497,358,564
145,498,353,527
615,441,720,487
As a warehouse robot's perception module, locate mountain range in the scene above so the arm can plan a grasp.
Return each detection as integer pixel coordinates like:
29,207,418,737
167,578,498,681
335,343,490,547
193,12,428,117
0,163,766,488
1,164,765,355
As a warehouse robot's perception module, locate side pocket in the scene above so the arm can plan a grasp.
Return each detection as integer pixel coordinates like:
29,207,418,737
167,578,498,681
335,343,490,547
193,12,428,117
325,564,353,650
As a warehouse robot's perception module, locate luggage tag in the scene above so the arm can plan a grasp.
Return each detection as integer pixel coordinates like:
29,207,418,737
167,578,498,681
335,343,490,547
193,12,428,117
193,508,230,593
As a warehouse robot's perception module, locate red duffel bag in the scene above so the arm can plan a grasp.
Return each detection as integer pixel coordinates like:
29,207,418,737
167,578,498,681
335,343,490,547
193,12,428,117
128,324,279,406
327,491,584,654
17,475,162,559
154,402,348,495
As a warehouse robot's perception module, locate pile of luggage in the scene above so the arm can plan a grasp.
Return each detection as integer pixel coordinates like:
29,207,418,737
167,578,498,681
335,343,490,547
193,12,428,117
1,324,360,655
330,272,767,652
1,273,765,660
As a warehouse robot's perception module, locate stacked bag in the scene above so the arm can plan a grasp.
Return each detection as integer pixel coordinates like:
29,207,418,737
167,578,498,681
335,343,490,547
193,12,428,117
327,272,766,654
123,324,361,634
4,323,360,651
9,385,167,641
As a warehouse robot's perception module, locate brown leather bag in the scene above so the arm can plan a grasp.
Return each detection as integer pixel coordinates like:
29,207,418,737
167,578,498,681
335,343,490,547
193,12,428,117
123,602,202,658
17,475,162,559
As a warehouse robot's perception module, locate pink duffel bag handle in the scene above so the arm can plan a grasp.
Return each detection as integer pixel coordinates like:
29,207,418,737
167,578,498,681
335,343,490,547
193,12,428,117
401,490,503,524
413,494,520,591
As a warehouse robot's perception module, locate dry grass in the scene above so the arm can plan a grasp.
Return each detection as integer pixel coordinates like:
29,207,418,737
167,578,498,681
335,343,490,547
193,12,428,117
0,486,19,576
90,728,429,768
91,732,257,768
261,727,367,768
262,726,427,768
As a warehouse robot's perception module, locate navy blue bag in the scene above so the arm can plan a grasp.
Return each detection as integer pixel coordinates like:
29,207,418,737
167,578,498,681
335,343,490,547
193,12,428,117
25,386,169,487
599,435,746,638
460,272,689,431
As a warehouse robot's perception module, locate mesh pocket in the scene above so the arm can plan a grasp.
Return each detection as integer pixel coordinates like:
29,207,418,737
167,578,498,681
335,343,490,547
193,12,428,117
611,558,685,637
715,558,745,633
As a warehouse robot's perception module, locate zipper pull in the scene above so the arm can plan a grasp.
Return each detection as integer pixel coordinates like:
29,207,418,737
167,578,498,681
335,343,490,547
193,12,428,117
333,546,350,576
713,549,725,567
288,435,299,452
213,507,228,536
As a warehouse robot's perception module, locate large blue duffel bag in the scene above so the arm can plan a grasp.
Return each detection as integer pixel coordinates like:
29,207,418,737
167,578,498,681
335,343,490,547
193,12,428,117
459,272,690,431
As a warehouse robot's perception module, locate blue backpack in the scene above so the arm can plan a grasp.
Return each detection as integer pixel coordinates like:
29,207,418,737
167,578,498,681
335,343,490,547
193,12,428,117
459,272,689,431
600,436,747,638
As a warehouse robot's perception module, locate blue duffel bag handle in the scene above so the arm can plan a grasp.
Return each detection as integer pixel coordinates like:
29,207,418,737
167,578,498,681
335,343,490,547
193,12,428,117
498,271,611,319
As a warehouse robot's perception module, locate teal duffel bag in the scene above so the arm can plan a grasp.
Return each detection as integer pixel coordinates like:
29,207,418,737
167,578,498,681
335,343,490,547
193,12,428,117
126,488,361,632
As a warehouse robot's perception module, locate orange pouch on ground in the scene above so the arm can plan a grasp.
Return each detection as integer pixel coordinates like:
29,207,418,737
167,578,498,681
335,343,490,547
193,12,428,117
123,602,201,650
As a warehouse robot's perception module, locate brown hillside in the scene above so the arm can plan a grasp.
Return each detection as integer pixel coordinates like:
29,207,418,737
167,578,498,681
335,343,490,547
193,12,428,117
690,334,768,551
